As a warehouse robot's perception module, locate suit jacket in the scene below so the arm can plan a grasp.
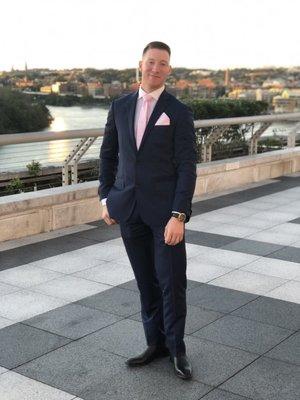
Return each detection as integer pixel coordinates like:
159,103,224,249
99,89,197,226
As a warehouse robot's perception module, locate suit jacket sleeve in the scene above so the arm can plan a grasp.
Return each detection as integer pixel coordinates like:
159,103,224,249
98,100,119,200
172,105,197,221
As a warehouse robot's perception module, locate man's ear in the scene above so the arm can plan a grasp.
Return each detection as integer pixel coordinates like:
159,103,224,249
168,65,172,75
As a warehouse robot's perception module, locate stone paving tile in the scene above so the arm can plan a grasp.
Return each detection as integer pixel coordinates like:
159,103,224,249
186,243,205,258
15,340,125,398
265,332,300,366
129,304,224,335
246,231,299,247
79,365,211,400
31,253,108,274
15,333,211,400
75,286,141,317
0,316,15,329
221,239,284,256
250,210,299,223
118,278,201,292
29,275,111,302
23,303,122,340
73,261,135,286
200,388,252,400
209,205,258,217
0,282,20,296
220,356,300,400
231,296,300,331
264,222,300,237
196,212,245,224
0,366,7,374
72,243,128,262
0,323,71,369
187,259,232,283
0,264,64,288
192,314,293,354
0,224,95,252
191,247,259,270
290,217,300,224
240,257,300,281
209,270,287,296
153,336,258,387
0,371,77,400
226,216,278,229
185,230,238,248
187,284,258,313
39,235,98,253
266,280,300,304
267,246,300,263
79,319,146,358
0,244,61,271
198,224,259,239
73,221,121,243
0,290,68,321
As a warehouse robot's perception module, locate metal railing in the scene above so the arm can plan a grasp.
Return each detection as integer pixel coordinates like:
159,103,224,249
0,112,300,186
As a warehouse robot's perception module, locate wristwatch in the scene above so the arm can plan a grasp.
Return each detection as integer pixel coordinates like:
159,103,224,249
171,212,186,222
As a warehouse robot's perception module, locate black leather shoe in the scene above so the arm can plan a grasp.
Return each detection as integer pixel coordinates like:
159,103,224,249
126,345,169,367
171,354,192,379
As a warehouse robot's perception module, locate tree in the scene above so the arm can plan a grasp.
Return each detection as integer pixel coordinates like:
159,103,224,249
0,88,53,134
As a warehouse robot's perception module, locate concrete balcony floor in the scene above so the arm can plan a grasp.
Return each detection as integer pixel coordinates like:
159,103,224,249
0,174,299,400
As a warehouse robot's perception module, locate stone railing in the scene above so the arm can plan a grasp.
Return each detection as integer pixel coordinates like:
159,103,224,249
0,147,299,242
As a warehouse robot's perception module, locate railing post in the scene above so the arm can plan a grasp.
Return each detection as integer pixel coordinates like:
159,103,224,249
287,122,300,148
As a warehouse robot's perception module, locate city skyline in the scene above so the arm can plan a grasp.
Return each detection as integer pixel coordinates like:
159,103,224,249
1,0,299,72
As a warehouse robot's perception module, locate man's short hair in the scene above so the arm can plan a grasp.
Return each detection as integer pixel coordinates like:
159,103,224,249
142,41,171,57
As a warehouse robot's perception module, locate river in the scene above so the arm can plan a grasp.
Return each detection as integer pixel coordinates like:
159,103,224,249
0,106,109,173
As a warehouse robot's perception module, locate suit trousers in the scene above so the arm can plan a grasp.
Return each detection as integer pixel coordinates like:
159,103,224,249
120,203,187,356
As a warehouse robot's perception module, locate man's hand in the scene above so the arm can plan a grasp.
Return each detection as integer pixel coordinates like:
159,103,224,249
102,205,117,225
164,217,184,246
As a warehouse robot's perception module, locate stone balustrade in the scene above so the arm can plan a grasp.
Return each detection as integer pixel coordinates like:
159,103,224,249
0,147,299,242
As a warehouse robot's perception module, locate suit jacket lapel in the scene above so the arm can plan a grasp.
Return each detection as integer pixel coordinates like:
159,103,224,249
126,91,139,152
138,90,170,152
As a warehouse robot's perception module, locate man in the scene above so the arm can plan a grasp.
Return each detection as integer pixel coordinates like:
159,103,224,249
99,41,197,379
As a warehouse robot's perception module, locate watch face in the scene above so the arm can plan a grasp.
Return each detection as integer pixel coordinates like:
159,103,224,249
178,213,186,222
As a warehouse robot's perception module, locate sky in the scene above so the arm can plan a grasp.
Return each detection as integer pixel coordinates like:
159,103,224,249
1,0,299,72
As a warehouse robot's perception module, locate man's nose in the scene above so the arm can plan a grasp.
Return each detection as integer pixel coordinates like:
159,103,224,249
151,63,160,72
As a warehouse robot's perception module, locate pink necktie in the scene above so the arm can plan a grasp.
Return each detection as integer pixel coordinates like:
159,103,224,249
136,94,153,149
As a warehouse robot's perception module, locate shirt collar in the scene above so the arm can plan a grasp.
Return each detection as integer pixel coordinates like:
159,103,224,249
138,85,165,101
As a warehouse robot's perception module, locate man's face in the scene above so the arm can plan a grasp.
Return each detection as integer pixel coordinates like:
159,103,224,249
139,48,171,92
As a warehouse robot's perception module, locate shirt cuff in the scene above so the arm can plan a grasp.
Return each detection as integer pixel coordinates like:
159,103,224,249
101,198,107,206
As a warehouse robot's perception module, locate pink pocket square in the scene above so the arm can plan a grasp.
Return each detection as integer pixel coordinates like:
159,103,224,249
155,112,170,126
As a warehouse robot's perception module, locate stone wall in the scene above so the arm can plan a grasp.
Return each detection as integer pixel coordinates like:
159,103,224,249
0,148,299,242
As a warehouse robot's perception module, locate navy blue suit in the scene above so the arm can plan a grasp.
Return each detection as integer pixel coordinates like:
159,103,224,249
99,89,197,356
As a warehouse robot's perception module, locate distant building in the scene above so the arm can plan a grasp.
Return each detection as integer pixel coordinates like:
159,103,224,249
273,89,300,112
40,85,52,94
87,82,103,97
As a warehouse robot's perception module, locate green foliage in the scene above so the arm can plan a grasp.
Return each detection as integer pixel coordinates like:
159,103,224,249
258,137,284,149
0,88,53,134
37,93,110,107
26,160,42,177
6,177,24,194
182,98,269,120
